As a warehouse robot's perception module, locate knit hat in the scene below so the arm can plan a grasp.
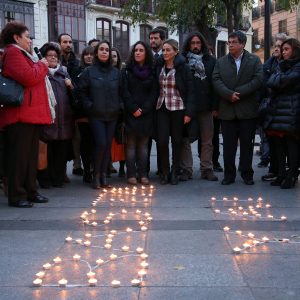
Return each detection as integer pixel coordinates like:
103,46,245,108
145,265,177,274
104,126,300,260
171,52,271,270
163,39,179,52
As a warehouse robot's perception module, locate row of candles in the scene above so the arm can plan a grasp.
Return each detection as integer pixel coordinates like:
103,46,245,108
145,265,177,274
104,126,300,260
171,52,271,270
211,196,287,221
33,185,154,288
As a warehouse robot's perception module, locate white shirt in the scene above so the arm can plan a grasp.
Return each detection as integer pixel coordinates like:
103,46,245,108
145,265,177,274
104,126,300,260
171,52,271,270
233,51,244,74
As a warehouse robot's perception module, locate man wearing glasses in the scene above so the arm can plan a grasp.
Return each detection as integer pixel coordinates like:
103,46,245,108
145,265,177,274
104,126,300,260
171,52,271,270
212,31,263,185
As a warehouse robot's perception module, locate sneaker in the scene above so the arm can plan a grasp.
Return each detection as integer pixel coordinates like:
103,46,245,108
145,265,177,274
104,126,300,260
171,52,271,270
261,173,277,181
127,177,137,185
213,162,223,172
201,170,218,181
140,177,150,185
257,161,269,168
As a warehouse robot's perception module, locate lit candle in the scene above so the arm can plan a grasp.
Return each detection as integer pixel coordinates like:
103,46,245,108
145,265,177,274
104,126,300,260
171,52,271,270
262,236,269,242
91,221,98,226
281,216,287,221
243,242,251,248
73,254,81,261
83,220,90,225
131,279,141,286
126,227,133,233
96,258,104,265
111,280,120,287
140,261,149,269
58,278,68,288
235,230,242,235
223,226,230,232
211,197,216,201
256,213,261,217
214,209,220,213
138,269,147,276
43,263,51,270
144,198,148,203
147,217,153,221
136,247,144,253
53,257,62,264
107,234,114,238
144,212,151,217
139,221,145,226
248,233,255,239
242,212,248,216
136,209,142,214
36,271,45,279
84,240,91,247
85,233,92,238
110,254,118,260
65,236,72,242
257,197,263,201
233,247,241,253
106,216,112,220
282,238,289,243
122,246,129,252
122,209,127,214
223,197,228,201
88,278,97,286
91,209,96,214
140,253,148,260
87,271,95,278
265,204,271,208
267,215,273,219
104,243,112,249
238,206,243,211
228,208,233,212
103,220,110,224
150,185,154,189
248,197,253,201
253,240,260,245
76,239,82,244
109,212,114,216
141,226,148,232
33,278,42,287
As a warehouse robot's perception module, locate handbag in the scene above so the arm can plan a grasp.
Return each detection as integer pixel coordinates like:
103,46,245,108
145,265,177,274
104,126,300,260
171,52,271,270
0,73,24,106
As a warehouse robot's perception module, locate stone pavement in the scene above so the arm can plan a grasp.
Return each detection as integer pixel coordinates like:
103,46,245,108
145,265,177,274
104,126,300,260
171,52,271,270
0,141,299,300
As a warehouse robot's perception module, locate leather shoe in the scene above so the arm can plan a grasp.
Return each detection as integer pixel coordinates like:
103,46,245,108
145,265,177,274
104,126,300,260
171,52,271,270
28,194,49,203
221,178,235,185
243,179,254,185
9,200,33,208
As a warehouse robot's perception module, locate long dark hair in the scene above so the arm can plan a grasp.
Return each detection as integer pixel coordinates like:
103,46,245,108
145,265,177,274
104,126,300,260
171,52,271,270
111,47,122,70
181,32,210,57
93,40,112,65
127,41,153,67
80,45,94,66
281,38,300,60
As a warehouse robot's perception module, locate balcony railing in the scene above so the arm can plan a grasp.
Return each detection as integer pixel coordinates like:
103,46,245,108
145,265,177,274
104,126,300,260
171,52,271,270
94,0,155,13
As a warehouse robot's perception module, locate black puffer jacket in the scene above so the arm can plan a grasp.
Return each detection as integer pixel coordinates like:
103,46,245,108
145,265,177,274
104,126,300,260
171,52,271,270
267,58,300,135
78,61,126,121
122,64,157,136
155,54,195,117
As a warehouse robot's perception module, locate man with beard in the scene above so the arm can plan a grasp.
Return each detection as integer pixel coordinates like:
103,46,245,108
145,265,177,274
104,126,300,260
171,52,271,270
180,32,218,181
58,33,83,177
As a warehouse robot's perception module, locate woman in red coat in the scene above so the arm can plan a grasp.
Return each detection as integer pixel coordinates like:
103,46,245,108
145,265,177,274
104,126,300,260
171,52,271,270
0,22,53,207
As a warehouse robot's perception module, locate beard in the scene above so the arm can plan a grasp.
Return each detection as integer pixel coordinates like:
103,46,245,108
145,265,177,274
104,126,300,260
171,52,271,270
191,48,201,54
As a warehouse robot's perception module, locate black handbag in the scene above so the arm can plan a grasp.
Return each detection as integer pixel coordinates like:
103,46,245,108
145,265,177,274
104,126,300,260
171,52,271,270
0,73,24,107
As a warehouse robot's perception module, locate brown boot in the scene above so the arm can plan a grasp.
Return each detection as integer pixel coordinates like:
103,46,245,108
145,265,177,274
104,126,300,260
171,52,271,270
201,169,218,181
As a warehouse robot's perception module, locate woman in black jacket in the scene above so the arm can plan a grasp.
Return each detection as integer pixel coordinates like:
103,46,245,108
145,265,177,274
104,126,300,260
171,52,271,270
155,39,194,185
266,38,300,189
123,41,156,185
78,41,126,189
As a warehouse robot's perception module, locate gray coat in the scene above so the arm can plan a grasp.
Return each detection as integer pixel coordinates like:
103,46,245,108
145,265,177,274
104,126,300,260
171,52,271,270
212,50,263,120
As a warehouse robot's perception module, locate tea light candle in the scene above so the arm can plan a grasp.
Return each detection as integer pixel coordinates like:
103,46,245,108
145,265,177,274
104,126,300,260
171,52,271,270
43,263,51,270
58,278,67,288
103,220,110,224
73,254,81,261
211,197,216,201
253,240,260,245
84,240,91,247
122,209,127,214
147,217,153,221
233,247,241,253
262,236,269,242
83,220,90,225
104,243,112,249
36,271,45,279
96,258,104,265
144,198,149,202
88,278,97,286
126,227,133,233
265,204,271,208
33,278,42,287
140,261,149,269
281,216,287,221
139,221,145,226
91,209,96,214
282,238,289,243
87,271,95,278
242,212,248,216
110,254,117,260
111,280,120,287
131,279,141,286
136,210,142,214
235,230,242,235
267,215,273,219
248,233,255,238
106,216,112,220
140,253,148,260
141,226,147,232
122,246,129,252
85,233,92,238
53,257,62,264
214,209,220,213
65,236,72,242
107,234,114,238
76,239,82,244
136,247,144,253
223,226,230,232
105,238,112,244
138,269,147,276
243,242,251,248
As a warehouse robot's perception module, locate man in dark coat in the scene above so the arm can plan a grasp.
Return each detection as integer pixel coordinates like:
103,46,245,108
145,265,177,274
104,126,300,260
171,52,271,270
181,32,218,181
58,33,82,177
212,31,263,185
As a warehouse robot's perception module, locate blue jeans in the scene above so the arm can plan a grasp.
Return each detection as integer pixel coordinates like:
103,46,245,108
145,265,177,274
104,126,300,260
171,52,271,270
125,134,149,178
89,119,116,174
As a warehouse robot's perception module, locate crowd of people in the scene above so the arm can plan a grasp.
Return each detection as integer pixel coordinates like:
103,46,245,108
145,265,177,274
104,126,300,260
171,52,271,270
0,21,299,208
